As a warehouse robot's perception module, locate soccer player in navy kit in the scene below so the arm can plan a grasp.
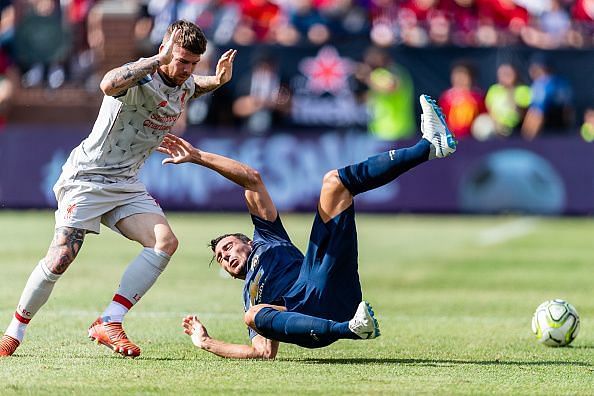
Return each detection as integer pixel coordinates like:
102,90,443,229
159,95,456,359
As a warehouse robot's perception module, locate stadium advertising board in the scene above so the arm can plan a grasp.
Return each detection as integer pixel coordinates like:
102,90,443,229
0,126,593,215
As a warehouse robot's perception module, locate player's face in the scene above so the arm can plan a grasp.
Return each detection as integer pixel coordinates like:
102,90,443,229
164,45,201,86
214,236,252,279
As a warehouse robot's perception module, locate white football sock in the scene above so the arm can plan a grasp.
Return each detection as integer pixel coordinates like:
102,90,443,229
5,318,27,342
102,248,170,323
101,301,129,323
5,260,61,342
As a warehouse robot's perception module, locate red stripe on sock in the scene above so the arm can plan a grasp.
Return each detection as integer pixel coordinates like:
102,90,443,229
113,294,134,309
14,312,30,324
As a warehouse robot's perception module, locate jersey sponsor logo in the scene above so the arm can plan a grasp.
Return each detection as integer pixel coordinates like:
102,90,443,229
143,112,181,132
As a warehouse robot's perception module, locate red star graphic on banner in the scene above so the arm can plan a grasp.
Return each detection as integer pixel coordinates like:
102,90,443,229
299,46,354,95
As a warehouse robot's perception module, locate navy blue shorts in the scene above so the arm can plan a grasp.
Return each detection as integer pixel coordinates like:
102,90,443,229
283,204,362,323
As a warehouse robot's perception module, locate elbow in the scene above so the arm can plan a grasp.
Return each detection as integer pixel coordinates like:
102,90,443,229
99,78,111,96
245,168,265,190
99,77,122,97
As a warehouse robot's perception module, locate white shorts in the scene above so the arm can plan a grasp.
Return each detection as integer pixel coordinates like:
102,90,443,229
53,180,165,234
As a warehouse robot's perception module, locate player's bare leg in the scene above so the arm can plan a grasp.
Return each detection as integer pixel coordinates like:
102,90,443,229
1,227,85,356
318,170,353,223
88,213,177,358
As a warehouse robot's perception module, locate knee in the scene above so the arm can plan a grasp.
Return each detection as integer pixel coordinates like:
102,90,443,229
45,246,77,274
322,170,346,192
155,233,179,256
245,304,272,328
244,306,260,328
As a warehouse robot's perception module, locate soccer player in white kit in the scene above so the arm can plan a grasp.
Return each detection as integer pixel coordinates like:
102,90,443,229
0,20,237,358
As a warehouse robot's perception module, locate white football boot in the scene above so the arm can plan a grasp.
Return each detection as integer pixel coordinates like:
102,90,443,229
420,94,457,159
348,301,380,339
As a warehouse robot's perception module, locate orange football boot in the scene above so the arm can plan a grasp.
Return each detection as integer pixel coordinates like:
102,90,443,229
88,317,141,358
0,335,20,356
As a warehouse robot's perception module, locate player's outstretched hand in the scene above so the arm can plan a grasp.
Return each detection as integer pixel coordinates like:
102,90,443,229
158,28,182,66
215,49,237,86
182,314,209,348
157,133,199,165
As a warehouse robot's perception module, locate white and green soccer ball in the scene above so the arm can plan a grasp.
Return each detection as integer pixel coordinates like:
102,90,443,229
531,299,580,347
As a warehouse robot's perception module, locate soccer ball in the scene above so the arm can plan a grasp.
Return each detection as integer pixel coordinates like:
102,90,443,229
531,299,580,347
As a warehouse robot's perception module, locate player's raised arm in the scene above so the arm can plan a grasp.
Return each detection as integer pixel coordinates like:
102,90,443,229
192,49,237,98
182,315,279,359
99,29,182,96
157,134,277,221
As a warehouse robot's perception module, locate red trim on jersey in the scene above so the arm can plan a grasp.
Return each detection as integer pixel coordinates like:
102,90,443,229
113,294,134,309
14,312,30,324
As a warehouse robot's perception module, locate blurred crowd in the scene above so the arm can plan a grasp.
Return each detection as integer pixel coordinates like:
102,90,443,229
0,0,592,140
131,0,594,49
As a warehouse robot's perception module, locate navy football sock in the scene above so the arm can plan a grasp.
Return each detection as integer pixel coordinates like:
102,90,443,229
338,139,430,196
254,308,358,345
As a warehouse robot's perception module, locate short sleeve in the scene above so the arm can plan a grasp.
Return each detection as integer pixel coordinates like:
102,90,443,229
251,214,291,244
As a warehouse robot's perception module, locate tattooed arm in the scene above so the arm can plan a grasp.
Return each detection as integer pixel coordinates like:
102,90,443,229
192,49,237,98
100,29,182,97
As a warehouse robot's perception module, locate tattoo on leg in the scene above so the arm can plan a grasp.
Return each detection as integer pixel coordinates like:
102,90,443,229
45,227,86,274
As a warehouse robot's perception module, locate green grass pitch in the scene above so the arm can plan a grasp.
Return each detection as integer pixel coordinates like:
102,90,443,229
1,210,593,394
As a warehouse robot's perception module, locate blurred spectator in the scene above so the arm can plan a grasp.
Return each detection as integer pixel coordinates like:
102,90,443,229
0,0,14,49
135,0,217,55
438,61,486,139
231,52,290,135
484,63,531,138
368,0,399,47
277,0,330,46
571,0,594,47
440,0,479,46
521,0,572,49
580,106,594,142
513,0,550,17
475,0,529,46
233,0,283,45
356,46,415,140
65,0,96,84
14,0,71,89
397,0,440,47
0,46,14,130
318,0,369,42
521,54,574,140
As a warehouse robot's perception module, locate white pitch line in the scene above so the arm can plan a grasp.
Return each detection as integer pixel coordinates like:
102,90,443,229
0,310,240,319
478,217,540,246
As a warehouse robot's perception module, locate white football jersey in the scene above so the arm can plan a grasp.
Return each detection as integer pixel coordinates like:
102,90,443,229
58,69,196,187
